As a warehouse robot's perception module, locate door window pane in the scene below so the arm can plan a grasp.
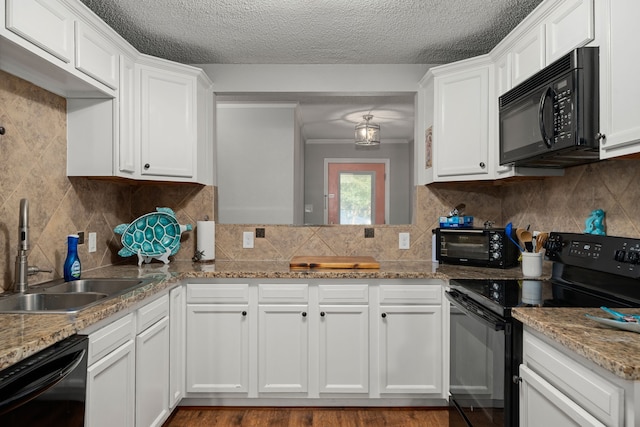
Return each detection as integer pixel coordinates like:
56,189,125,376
339,172,374,224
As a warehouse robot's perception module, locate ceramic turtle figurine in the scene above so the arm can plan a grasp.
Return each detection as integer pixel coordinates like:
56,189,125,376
114,207,192,266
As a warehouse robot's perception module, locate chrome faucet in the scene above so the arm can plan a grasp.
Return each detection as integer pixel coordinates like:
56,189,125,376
14,199,51,293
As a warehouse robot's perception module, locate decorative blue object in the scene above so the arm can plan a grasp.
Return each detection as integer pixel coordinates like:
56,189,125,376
114,207,192,266
584,209,606,235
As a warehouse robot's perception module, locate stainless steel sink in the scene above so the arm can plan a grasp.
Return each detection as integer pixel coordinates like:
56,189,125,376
41,278,148,296
0,278,152,314
0,292,108,313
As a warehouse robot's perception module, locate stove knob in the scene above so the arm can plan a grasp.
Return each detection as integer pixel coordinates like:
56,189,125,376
491,252,501,260
615,250,626,262
491,243,500,250
492,291,500,300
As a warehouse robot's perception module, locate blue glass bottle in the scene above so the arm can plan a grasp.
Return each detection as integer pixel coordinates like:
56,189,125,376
64,234,81,281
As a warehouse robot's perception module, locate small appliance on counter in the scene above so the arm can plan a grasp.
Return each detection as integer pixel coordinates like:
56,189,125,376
435,227,520,268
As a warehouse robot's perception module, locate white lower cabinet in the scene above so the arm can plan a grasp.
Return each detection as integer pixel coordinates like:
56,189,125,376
169,285,186,408
186,303,250,393
520,329,625,427
318,304,369,394
85,313,136,427
377,285,443,395
136,295,171,427
184,279,445,404
186,282,251,393
258,303,309,393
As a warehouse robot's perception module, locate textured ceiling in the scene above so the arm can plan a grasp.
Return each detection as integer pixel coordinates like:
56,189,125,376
79,0,542,64
79,0,543,140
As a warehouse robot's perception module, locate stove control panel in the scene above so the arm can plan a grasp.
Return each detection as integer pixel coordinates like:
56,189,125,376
545,232,640,279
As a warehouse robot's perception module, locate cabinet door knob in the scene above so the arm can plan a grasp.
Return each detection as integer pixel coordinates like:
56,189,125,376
320,311,325,317
241,311,247,316
512,375,522,384
381,312,387,318
301,311,307,317
479,162,486,168
144,163,150,170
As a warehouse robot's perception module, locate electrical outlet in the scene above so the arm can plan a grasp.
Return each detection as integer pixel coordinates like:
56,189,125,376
88,232,97,253
364,228,374,238
256,228,265,238
399,232,410,249
243,231,254,248
77,231,85,244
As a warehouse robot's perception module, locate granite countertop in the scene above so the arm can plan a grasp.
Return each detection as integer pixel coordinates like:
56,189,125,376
0,259,549,371
513,307,640,381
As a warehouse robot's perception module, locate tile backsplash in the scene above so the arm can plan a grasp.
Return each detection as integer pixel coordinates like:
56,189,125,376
3,69,640,287
0,70,213,291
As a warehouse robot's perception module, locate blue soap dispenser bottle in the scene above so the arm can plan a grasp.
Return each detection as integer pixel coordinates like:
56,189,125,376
64,234,81,281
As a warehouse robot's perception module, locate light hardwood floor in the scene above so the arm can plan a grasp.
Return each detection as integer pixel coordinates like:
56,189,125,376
163,407,449,427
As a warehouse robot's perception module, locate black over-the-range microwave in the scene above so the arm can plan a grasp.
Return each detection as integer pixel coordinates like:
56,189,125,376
499,46,600,168
435,228,520,268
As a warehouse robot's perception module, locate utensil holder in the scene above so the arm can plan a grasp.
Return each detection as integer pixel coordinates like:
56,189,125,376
521,252,543,278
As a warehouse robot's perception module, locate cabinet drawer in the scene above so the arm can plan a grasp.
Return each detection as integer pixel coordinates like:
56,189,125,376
137,294,169,333
524,332,623,426
88,313,134,365
379,285,441,305
318,284,368,303
258,284,308,303
187,283,249,303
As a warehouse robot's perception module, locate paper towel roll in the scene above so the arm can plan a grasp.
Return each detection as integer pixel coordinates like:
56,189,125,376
196,221,215,261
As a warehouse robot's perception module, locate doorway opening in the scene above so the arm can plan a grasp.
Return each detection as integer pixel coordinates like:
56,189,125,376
325,160,388,224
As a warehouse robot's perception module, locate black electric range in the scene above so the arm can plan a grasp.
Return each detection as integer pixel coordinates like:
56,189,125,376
446,232,640,427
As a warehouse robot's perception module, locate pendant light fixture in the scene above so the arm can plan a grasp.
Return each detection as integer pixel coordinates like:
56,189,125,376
355,114,380,146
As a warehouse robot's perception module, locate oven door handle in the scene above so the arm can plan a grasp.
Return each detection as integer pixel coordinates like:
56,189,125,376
0,348,86,415
445,290,506,331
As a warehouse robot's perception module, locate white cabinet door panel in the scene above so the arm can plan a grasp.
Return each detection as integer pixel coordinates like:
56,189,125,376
186,304,250,393
258,304,308,393
6,0,74,63
434,66,490,178
139,66,195,178
75,21,119,89
136,317,170,427
378,305,442,394
511,26,545,86
86,340,135,427
545,0,594,63
318,305,369,394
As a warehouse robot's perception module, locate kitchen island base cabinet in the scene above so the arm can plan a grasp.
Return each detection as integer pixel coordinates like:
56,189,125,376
520,329,628,427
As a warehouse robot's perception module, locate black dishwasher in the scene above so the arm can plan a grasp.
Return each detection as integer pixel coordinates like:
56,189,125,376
0,334,88,426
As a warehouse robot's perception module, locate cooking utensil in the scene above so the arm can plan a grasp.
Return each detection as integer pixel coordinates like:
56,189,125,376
505,222,524,252
516,228,534,252
600,306,640,323
534,232,548,253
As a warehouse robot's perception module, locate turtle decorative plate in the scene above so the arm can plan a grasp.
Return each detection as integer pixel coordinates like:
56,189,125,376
114,207,192,266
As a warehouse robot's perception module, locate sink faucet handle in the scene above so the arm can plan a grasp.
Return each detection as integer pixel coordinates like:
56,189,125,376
27,266,53,276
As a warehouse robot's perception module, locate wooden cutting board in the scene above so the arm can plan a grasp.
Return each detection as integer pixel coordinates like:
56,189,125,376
290,256,380,269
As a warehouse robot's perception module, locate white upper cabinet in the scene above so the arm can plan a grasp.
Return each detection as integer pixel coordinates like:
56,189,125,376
419,56,493,183
597,0,640,159
545,0,594,63
511,26,545,87
5,0,75,63
75,20,119,89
